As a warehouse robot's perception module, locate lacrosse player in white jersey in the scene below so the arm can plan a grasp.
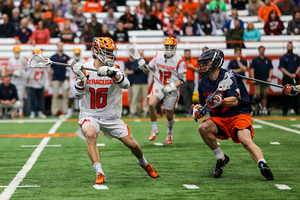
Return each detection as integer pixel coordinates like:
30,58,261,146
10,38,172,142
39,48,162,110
8,46,28,118
138,37,187,144
65,48,86,119
71,37,158,184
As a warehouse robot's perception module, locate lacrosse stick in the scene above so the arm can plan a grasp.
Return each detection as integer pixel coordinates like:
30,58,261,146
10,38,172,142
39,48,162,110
28,54,98,72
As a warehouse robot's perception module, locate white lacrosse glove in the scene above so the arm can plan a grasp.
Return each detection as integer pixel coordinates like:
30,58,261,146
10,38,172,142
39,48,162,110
162,82,177,95
97,66,119,77
137,58,148,73
13,70,21,77
71,61,87,82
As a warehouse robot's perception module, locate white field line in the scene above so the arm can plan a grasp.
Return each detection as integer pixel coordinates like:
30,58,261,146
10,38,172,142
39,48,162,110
0,186,41,188
21,145,62,148
253,119,300,135
0,119,62,123
0,120,64,200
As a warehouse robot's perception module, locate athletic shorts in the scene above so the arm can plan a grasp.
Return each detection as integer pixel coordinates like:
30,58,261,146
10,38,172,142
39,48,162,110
78,117,131,140
150,85,179,110
255,84,269,95
203,113,254,143
16,85,26,100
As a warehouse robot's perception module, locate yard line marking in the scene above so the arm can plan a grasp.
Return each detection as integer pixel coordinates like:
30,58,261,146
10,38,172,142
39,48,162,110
93,185,109,190
290,118,297,121
270,142,280,145
21,145,61,147
0,185,41,188
253,119,300,135
275,184,291,190
0,119,62,123
253,125,262,128
217,142,220,145
183,184,199,189
96,143,105,146
174,119,180,122
134,119,141,122
0,120,64,200
153,143,164,146
291,125,300,128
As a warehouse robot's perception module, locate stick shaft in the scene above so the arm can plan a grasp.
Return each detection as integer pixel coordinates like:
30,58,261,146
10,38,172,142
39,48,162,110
51,61,98,72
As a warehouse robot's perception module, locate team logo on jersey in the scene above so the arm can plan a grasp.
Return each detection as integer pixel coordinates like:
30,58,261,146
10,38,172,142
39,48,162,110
86,79,113,85
9,90,12,93
265,61,268,64
157,63,175,70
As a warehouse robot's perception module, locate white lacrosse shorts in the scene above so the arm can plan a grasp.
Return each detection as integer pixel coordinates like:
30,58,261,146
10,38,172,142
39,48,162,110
77,116,131,140
150,85,179,110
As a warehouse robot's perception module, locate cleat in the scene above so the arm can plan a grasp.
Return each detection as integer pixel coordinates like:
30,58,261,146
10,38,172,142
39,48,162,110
149,129,159,141
94,172,106,184
143,163,159,178
258,161,274,181
11,114,16,119
165,133,172,144
38,112,46,119
214,154,230,178
19,114,24,118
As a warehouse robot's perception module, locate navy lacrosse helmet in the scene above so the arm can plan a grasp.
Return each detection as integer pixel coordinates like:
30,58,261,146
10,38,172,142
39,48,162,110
197,49,224,78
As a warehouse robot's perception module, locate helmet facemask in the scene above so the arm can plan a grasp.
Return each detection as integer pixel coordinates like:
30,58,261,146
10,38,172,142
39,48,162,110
164,44,176,58
94,46,117,67
198,59,213,78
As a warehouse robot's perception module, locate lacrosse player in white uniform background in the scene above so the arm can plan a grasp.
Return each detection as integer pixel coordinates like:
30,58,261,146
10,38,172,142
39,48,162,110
138,37,187,144
8,46,28,118
71,37,158,184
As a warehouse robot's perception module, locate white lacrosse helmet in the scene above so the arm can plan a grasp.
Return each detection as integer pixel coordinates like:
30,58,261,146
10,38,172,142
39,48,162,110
92,37,118,67
164,37,177,58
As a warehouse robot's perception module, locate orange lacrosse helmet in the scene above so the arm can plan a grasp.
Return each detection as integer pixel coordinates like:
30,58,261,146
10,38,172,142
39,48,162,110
73,48,81,54
34,49,43,54
92,37,118,67
13,46,21,52
163,37,177,57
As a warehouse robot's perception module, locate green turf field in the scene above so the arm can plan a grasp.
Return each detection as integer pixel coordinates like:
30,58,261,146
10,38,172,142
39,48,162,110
0,116,300,200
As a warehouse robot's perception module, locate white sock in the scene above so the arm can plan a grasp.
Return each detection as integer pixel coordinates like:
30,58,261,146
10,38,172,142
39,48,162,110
19,108,23,115
137,155,148,167
151,121,158,130
212,147,225,160
167,119,174,134
263,107,266,110
67,108,72,115
257,159,266,165
93,162,104,174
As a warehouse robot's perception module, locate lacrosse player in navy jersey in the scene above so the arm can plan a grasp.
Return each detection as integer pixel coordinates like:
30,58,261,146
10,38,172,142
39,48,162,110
192,49,274,180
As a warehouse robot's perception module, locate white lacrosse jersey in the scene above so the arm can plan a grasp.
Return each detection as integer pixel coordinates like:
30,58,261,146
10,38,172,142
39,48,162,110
28,68,49,89
8,57,27,86
77,61,123,119
149,51,186,89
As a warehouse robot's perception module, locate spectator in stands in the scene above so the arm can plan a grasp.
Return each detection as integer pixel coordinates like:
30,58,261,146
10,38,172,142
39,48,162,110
113,21,129,42
125,50,149,118
10,8,22,30
181,49,198,118
167,0,180,17
54,8,67,31
32,20,50,45
250,46,273,115
277,0,295,15
226,19,245,49
222,9,244,33
152,2,165,26
173,10,184,30
65,13,78,33
30,1,43,25
209,0,227,12
67,0,83,16
46,2,57,19
212,5,230,29
228,47,248,86
60,20,76,43
135,0,150,25
197,13,217,36
258,0,281,22
14,18,32,44
248,0,265,16
264,10,285,35
202,46,209,52
142,9,163,30
182,14,198,36
0,14,15,38
43,11,60,38
28,49,48,119
119,6,139,30
182,0,199,15
103,0,118,12
0,75,22,120
197,0,211,22
103,7,118,32
80,23,96,50
163,17,180,40
280,42,300,115
243,22,261,41
74,7,87,32
287,11,300,35
231,0,248,10
1,0,15,18
97,23,112,38
162,0,170,12
84,0,102,13
54,0,67,17
21,1,34,19
88,13,102,35
49,42,70,117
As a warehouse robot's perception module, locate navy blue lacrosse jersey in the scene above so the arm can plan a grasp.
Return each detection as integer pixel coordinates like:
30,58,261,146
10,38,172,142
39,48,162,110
198,68,252,117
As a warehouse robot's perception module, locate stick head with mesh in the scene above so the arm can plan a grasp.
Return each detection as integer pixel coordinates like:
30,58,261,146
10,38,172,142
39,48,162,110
125,44,140,60
28,54,51,71
218,70,234,91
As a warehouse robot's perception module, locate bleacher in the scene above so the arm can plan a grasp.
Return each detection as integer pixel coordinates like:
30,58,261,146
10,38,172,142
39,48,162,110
0,0,299,59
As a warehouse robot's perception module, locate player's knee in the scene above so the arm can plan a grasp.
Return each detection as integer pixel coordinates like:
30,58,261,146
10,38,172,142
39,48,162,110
85,131,97,142
130,141,140,149
239,137,252,148
166,113,173,121
198,123,209,136
148,103,156,110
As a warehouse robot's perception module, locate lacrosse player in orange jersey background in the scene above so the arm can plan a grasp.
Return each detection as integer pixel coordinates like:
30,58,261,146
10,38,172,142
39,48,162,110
138,37,187,144
71,37,158,184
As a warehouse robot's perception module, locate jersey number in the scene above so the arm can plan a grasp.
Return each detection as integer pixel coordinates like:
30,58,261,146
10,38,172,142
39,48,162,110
34,71,44,81
89,88,108,109
158,70,171,85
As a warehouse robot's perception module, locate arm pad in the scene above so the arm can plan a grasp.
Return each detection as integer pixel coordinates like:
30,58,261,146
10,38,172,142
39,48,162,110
73,81,85,99
116,74,130,89
178,73,186,85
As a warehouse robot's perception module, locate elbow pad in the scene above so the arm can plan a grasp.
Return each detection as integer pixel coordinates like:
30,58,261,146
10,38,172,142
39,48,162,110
73,81,85,99
116,74,130,89
178,73,186,85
